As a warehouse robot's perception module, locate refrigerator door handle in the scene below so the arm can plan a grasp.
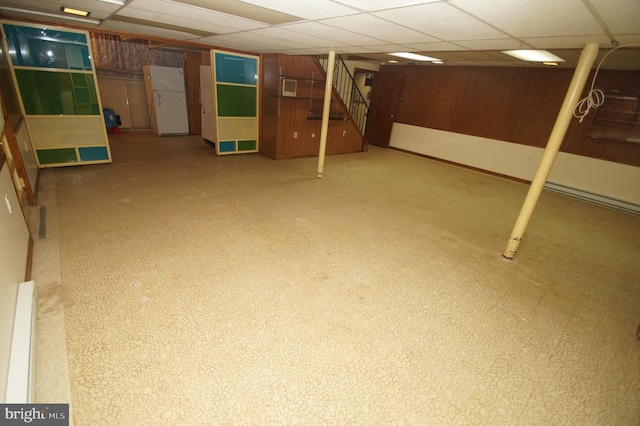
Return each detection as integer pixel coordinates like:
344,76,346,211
154,91,161,106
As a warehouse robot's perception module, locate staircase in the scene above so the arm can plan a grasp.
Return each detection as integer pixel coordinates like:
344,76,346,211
315,55,369,139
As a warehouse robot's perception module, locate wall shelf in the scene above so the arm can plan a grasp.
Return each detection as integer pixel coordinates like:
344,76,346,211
587,93,640,144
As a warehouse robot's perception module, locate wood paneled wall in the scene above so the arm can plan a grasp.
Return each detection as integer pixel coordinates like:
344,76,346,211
184,51,203,135
261,54,366,160
380,65,640,167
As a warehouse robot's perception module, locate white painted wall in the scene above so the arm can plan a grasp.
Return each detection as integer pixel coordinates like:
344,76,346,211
97,77,150,130
389,123,640,207
0,162,31,403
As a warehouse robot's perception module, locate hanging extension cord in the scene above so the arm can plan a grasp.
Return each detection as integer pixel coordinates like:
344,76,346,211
573,43,640,122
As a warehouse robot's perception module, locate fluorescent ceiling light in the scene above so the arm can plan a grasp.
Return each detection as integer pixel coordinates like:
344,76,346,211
97,0,126,4
0,6,101,24
389,52,441,62
502,50,565,62
61,7,90,17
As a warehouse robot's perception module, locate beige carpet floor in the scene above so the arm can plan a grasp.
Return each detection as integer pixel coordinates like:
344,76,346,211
32,131,640,425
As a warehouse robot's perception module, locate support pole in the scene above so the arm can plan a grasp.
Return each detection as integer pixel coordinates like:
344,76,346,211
317,51,336,179
503,43,599,259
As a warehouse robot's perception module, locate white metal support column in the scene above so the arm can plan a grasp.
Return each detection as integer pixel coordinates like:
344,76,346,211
503,43,600,259
317,51,336,179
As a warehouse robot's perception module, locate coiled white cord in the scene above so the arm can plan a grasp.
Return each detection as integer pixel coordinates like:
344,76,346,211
574,87,605,123
573,44,640,122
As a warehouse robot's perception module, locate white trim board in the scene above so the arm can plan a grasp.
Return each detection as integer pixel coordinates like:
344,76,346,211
389,123,640,211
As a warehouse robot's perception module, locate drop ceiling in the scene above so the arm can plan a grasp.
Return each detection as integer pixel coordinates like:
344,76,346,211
0,0,639,69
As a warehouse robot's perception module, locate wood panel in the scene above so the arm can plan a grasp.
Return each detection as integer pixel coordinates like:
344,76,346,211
381,65,640,167
365,72,402,147
261,54,365,159
260,53,279,159
184,51,203,135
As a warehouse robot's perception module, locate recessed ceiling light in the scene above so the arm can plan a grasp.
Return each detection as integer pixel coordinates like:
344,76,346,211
61,6,90,17
0,5,101,24
389,52,441,62
502,50,565,62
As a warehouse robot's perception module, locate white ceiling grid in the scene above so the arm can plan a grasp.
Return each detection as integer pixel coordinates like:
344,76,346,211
0,0,638,68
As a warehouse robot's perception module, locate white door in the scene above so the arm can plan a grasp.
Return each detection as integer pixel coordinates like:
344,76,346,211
154,90,189,135
199,66,215,143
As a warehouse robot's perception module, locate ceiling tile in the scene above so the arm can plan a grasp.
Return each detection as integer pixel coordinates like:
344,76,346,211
249,27,346,48
99,20,196,40
0,0,637,69
451,0,603,38
520,35,612,49
210,31,316,50
282,22,385,45
331,0,443,12
230,0,359,20
358,43,424,53
453,38,527,51
400,41,467,51
373,2,511,40
319,14,439,44
127,0,266,31
168,0,303,25
589,0,640,34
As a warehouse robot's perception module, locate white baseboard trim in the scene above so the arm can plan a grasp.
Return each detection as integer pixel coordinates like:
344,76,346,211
544,182,640,215
5,281,37,403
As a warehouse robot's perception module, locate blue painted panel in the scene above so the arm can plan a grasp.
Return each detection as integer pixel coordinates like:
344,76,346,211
2,23,92,70
79,146,109,161
215,53,257,85
219,141,236,152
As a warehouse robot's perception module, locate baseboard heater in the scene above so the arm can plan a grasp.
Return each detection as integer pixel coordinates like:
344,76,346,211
544,182,640,215
5,281,37,403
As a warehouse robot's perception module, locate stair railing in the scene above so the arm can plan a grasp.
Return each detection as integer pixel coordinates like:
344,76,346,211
316,55,369,139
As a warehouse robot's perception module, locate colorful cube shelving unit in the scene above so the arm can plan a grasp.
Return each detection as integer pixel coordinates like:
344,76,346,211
211,51,259,156
1,20,112,167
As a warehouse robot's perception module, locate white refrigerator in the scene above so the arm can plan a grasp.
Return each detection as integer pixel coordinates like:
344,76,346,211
143,65,189,135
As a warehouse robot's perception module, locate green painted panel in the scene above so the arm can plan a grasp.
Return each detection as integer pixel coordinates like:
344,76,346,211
15,70,99,115
37,148,78,164
79,147,109,161
219,141,236,152
238,140,257,151
216,85,256,117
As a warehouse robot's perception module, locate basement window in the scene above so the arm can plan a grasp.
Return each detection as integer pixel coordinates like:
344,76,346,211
587,93,640,143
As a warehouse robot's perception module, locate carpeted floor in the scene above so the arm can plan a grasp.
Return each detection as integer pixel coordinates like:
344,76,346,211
32,131,640,425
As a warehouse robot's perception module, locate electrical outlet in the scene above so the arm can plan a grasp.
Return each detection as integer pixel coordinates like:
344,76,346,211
294,132,298,138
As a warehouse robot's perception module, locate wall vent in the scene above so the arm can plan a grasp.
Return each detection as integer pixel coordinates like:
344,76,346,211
282,79,297,97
